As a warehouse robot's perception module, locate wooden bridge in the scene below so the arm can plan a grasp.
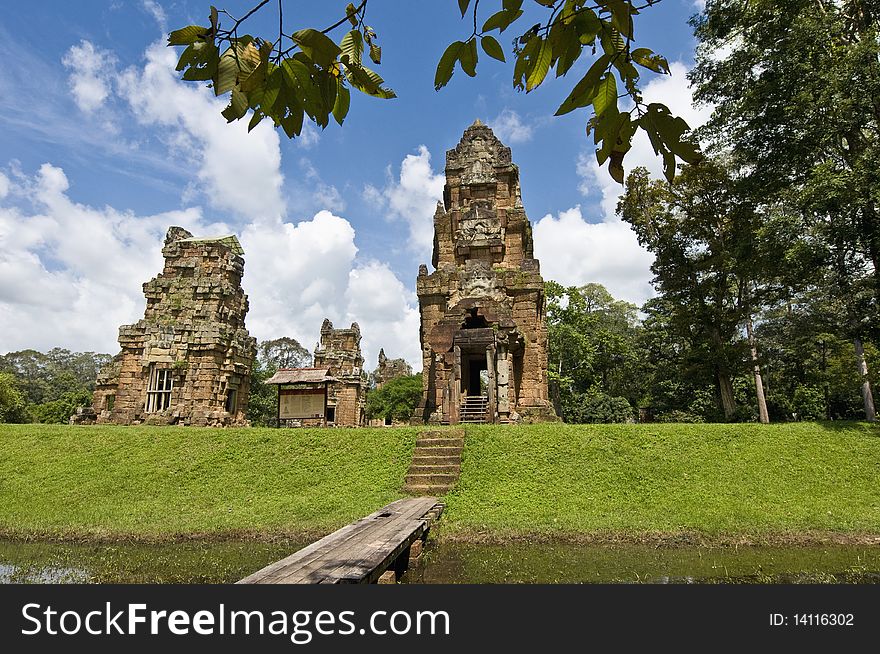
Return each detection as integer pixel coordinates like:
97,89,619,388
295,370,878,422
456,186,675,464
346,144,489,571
237,497,443,584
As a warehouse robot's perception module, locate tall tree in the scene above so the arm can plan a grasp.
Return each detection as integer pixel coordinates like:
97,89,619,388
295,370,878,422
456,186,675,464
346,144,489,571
691,0,880,420
618,161,768,421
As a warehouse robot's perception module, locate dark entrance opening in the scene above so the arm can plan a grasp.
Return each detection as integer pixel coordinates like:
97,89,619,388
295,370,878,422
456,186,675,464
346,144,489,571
326,406,336,423
463,307,488,329
462,353,488,397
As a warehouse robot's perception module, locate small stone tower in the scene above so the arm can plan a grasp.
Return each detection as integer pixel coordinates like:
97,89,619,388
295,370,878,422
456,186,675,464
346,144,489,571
313,319,365,426
413,120,557,424
92,226,256,426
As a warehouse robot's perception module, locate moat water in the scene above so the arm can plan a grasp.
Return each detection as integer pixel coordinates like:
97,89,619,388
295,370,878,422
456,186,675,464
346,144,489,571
1,538,878,584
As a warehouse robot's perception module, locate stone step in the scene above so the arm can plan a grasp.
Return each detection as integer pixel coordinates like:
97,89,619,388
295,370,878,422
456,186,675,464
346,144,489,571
415,437,464,447
405,472,459,485
403,483,455,495
407,463,461,474
412,445,462,456
411,455,461,466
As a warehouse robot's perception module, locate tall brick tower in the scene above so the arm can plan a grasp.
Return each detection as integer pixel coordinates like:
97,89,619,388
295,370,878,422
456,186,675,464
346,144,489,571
413,120,557,424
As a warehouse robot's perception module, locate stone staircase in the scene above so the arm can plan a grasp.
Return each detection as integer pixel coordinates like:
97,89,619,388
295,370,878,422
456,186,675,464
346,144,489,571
403,429,464,496
460,395,488,423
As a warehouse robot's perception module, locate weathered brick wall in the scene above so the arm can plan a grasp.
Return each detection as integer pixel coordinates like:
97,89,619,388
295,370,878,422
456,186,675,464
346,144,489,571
94,227,256,427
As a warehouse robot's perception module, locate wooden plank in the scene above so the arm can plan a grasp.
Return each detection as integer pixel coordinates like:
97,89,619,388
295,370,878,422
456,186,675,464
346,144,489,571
284,498,438,584
237,499,424,584
279,511,414,584
241,498,437,585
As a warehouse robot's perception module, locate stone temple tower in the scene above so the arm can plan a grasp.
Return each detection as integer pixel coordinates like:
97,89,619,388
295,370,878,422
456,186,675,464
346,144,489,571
413,120,557,424
90,226,256,426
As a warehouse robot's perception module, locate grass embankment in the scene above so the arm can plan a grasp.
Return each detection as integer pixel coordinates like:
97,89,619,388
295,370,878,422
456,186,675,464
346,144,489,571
443,422,880,543
0,422,878,543
0,425,416,541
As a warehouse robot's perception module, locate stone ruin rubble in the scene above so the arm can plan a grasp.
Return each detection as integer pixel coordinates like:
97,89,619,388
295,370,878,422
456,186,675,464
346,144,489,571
83,226,256,426
413,120,558,424
373,348,413,389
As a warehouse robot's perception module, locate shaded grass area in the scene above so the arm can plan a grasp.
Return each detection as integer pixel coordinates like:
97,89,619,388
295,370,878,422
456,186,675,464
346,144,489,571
443,422,880,539
0,424,416,540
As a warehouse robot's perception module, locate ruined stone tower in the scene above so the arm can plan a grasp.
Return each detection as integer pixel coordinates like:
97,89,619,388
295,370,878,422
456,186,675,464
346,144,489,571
92,226,256,426
312,319,365,426
414,120,557,424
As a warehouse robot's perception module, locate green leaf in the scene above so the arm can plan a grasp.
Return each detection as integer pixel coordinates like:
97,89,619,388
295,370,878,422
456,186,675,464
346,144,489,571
482,8,524,33
214,41,261,96
631,48,670,75
481,35,506,62
221,87,248,122
369,43,382,65
458,0,471,18
459,39,478,77
333,79,351,125
247,111,264,132
554,54,611,116
526,38,551,92
345,62,397,99
168,25,210,46
592,73,618,116
340,30,364,66
177,41,218,82
280,103,304,138
292,29,342,69
435,41,465,90
345,2,359,27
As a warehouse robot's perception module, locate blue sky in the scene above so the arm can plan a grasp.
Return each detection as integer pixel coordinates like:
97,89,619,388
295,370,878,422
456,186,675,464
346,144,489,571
0,0,708,369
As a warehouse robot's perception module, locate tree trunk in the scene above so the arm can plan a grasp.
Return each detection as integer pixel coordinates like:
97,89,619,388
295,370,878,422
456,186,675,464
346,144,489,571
718,371,736,421
854,337,876,422
746,317,769,424
711,326,736,420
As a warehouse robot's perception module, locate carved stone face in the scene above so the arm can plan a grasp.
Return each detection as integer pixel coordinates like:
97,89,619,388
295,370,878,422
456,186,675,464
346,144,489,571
457,201,501,244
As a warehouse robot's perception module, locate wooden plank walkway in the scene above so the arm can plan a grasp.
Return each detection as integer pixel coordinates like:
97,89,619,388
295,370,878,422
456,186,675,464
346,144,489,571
237,497,442,584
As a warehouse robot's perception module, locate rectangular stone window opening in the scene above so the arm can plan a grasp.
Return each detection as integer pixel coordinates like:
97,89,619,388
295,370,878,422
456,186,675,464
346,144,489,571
105,395,115,411
145,366,173,412
225,388,238,414
326,406,336,424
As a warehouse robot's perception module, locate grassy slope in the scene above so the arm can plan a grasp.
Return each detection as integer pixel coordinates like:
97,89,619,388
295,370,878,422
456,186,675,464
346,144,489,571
0,422,878,540
0,425,416,539
443,422,880,538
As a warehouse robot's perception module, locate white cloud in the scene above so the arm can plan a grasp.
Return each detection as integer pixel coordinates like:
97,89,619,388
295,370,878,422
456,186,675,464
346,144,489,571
0,172,8,199
140,0,167,29
296,122,321,149
0,164,423,371
62,41,117,113
367,145,444,257
534,206,654,307
115,41,286,221
489,109,534,144
300,160,345,213
0,164,226,353
344,261,421,370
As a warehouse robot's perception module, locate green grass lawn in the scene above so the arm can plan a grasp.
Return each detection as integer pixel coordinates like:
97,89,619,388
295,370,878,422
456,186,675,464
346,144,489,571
0,424,416,540
443,422,880,539
0,422,878,541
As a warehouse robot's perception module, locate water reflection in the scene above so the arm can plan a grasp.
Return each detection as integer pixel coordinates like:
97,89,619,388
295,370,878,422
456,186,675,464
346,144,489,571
404,540,880,584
